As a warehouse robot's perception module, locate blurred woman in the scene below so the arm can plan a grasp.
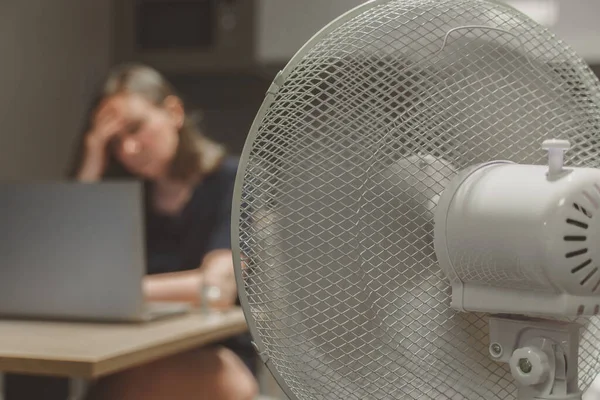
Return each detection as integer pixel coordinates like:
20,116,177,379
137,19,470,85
69,63,258,400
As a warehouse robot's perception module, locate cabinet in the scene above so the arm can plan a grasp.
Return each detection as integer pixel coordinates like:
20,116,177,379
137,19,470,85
112,0,256,72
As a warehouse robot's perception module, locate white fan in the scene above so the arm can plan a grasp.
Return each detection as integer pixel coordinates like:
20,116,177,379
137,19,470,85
231,0,600,399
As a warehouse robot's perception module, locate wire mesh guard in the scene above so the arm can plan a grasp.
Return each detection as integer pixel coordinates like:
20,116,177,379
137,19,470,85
233,0,600,399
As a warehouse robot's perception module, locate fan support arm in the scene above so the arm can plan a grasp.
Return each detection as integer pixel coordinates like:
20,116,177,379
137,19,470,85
488,316,582,400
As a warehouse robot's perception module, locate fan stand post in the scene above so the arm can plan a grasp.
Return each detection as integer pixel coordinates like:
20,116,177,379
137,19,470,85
488,316,582,400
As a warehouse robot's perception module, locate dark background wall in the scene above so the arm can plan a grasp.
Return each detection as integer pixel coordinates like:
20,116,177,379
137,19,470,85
166,69,280,156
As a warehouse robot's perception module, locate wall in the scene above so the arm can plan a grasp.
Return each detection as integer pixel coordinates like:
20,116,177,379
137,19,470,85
167,71,275,156
256,0,600,65
256,0,366,65
543,0,600,64
0,1,112,179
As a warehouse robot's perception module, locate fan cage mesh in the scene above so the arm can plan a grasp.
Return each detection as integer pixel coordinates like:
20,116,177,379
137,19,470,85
234,0,600,399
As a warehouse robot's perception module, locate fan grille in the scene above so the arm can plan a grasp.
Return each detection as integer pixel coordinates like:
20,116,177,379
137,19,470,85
235,0,600,399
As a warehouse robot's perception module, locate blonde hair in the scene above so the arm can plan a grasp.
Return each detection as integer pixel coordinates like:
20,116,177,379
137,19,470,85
69,63,225,182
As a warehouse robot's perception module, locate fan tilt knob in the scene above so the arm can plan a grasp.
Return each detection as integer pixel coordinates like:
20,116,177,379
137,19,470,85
509,346,550,386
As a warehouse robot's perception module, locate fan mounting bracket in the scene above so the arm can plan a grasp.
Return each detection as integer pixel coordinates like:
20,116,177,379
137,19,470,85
488,315,582,400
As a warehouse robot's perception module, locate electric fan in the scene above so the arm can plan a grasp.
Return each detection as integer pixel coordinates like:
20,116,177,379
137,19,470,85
231,0,600,399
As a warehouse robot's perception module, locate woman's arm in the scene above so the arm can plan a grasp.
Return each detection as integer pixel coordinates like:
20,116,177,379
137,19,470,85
76,139,110,181
143,268,203,305
75,102,124,181
143,249,237,309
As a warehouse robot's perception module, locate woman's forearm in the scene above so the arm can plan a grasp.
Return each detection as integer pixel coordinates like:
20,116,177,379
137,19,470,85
142,250,237,308
143,268,203,304
76,145,107,181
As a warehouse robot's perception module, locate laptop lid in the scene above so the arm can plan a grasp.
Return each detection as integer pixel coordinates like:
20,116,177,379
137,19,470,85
0,181,146,321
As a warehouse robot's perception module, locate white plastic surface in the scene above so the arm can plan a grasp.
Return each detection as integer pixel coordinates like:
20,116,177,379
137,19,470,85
542,139,570,177
510,347,550,386
434,161,600,317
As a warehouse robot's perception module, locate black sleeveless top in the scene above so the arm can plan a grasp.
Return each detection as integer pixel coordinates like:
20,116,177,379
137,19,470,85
145,156,238,275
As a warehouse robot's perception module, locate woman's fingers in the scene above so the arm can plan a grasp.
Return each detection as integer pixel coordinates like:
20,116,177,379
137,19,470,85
89,116,124,147
100,117,124,139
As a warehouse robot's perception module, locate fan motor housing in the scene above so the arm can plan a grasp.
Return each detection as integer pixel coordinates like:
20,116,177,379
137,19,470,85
434,161,600,317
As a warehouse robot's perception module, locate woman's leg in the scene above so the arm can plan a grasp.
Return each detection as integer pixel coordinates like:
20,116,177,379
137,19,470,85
216,332,259,377
86,346,258,400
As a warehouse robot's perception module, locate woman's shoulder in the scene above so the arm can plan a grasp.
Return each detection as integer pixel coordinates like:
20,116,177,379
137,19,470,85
198,155,239,189
219,155,240,178
183,156,239,212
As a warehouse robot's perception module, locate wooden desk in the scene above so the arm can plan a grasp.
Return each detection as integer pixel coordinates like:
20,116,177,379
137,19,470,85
0,308,248,399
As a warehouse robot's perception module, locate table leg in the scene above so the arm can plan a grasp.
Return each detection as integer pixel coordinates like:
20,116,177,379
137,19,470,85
0,373,4,400
68,378,89,400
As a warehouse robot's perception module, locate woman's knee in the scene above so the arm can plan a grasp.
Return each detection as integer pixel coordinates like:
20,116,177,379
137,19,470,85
86,346,258,400
209,346,259,400
156,346,258,399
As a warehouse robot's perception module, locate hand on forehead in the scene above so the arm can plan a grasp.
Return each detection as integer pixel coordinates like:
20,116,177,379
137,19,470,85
96,95,129,121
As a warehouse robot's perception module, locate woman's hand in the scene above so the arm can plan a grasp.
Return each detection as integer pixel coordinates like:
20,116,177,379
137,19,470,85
142,250,238,310
199,249,238,310
76,103,124,181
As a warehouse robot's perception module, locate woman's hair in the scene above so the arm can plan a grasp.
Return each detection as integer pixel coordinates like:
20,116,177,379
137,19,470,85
67,63,226,182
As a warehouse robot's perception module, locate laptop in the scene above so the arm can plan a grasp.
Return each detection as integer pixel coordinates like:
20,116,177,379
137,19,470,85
0,181,190,322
